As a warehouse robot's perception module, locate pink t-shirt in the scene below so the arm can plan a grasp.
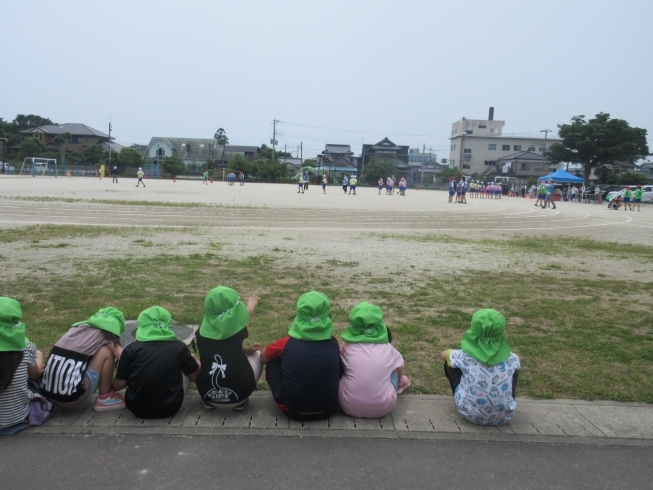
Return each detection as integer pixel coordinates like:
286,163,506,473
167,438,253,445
338,342,404,418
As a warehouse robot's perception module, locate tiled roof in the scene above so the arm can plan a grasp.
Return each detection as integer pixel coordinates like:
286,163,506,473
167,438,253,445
323,144,352,155
496,151,544,162
225,145,259,153
21,123,110,138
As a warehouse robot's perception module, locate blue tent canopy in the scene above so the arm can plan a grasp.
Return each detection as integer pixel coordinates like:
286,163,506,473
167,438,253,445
538,168,584,183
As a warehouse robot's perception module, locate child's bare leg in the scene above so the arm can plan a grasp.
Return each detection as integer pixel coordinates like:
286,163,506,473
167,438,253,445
89,346,116,396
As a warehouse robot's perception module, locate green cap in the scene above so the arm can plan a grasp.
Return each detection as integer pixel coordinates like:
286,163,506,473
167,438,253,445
200,286,250,341
288,291,333,341
0,297,28,352
72,307,126,337
461,309,511,365
135,306,179,342
341,302,389,344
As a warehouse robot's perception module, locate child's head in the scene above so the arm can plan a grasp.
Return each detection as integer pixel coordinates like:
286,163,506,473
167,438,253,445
460,309,511,365
200,286,250,341
135,306,179,342
288,291,333,341
72,307,126,346
0,297,28,393
341,302,389,344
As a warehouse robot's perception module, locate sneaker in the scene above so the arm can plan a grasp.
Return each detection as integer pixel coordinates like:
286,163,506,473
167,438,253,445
201,398,216,410
233,398,249,411
397,375,411,395
94,391,125,412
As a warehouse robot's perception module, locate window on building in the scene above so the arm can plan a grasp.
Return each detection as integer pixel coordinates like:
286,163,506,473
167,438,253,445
534,164,542,171
484,160,495,166
463,149,471,154
514,145,522,151
451,159,455,166
490,128,499,134
479,124,486,129
502,145,510,151
488,144,496,150
70,136,82,144
539,147,546,152
520,163,530,170
462,164,470,169
157,148,165,156
528,146,535,151
465,130,473,135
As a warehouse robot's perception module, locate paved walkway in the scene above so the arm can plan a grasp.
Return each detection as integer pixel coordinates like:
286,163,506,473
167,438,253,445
29,392,653,446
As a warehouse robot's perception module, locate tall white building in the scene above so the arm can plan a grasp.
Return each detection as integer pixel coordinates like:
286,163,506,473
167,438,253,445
448,108,561,179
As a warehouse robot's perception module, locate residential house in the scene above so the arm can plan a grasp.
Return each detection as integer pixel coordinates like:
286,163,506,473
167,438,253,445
360,137,410,175
634,162,653,180
486,151,557,183
217,145,261,168
448,108,561,176
139,137,222,168
20,123,112,152
315,144,358,175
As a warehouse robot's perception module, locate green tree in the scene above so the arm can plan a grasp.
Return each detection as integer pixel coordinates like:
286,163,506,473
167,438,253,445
19,137,57,161
436,167,462,185
82,144,105,164
161,154,186,176
214,128,229,145
12,114,55,131
258,159,287,182
440,158,448,165
119,147,143,168
545,113,649,183
362,157,397,184
259,144,291,160
230,154,252,174
53,132,72,165
103,149,120,167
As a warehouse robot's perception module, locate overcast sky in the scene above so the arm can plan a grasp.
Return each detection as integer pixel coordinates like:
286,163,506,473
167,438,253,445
2,0,651,159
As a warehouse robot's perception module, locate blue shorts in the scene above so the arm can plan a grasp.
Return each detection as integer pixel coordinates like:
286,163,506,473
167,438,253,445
350,185,356,190
322,184,326,189
386,185,391,191
623,197,630,203
449,191,454,196
461,191,466,195
86,366,100,394
390,371,398,391
634,198,641,203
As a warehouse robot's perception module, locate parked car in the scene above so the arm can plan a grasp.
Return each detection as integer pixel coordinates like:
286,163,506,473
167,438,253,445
1,162,16,173
595,185,623,200
606,185,653,202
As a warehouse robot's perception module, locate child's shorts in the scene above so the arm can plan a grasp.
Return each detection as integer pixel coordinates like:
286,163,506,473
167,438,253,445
390,372,398,391
51,366,100,408
322,184,326,189
624,197,630,203
378,185,383,190
350,185,356,190
634,198,641,203
449,191,454,196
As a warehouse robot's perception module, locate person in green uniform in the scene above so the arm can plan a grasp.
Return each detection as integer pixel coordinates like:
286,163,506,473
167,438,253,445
623,186,633,211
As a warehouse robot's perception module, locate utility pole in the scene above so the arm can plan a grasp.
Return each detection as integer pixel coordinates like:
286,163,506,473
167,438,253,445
300,141,303,166
108,119,112,170
540,129,552,169
0,137,7,174
271,119,279,161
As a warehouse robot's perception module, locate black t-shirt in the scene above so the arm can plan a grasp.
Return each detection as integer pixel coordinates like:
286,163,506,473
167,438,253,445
196,328,256,404
282,337,341,414
116,340,199,419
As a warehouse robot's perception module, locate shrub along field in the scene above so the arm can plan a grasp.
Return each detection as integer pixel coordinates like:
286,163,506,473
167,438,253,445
2,222,652,403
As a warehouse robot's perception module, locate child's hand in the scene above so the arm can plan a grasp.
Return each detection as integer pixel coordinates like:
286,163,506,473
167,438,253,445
245,343,261,356
246,295,260,315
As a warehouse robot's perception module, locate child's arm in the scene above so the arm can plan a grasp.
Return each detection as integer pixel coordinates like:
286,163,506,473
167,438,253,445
112,378,127,391
246,295,260,316
243,343,261,356
440,349,453,365
109,343,123,360
27,349,44,380
187,354,201,382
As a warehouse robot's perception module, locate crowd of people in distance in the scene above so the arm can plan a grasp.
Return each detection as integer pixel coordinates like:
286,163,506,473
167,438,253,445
225,171,244,186
0,292,520,434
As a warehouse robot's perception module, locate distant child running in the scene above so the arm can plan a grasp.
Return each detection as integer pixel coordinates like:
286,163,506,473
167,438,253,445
322,174,328,194
342,175,349,194
297,172,305,194
111,165,119,184
378,178,384,195
348,175,357,195
136,167,146,187
440,309,520,426
203,170,209,185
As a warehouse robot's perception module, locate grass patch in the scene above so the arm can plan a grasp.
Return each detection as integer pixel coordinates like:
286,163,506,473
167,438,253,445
3,227,652,403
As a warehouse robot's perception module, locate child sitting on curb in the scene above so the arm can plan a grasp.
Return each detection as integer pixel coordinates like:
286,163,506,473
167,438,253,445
41,307,126,412
0,297,50,434
339,302,410,418
440,308,520,426
113,306,200,419
260,291,342,421
196,286,262,411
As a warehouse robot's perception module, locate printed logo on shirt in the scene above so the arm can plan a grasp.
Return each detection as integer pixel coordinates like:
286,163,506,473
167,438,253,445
205,354,238,403
39,346,92,402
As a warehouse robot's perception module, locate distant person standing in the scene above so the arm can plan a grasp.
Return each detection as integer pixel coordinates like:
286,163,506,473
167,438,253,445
203,170,209,185
322,174,328,194
623,186,633,211
342,174,349,194
378,178,384,195
541,179,556,209
633,185,643,211
297,172,304,194
348,175,357,195
448,176,456,203
303,171,309,191
111,165,119,184
239,172,245,186
136,167,146,188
